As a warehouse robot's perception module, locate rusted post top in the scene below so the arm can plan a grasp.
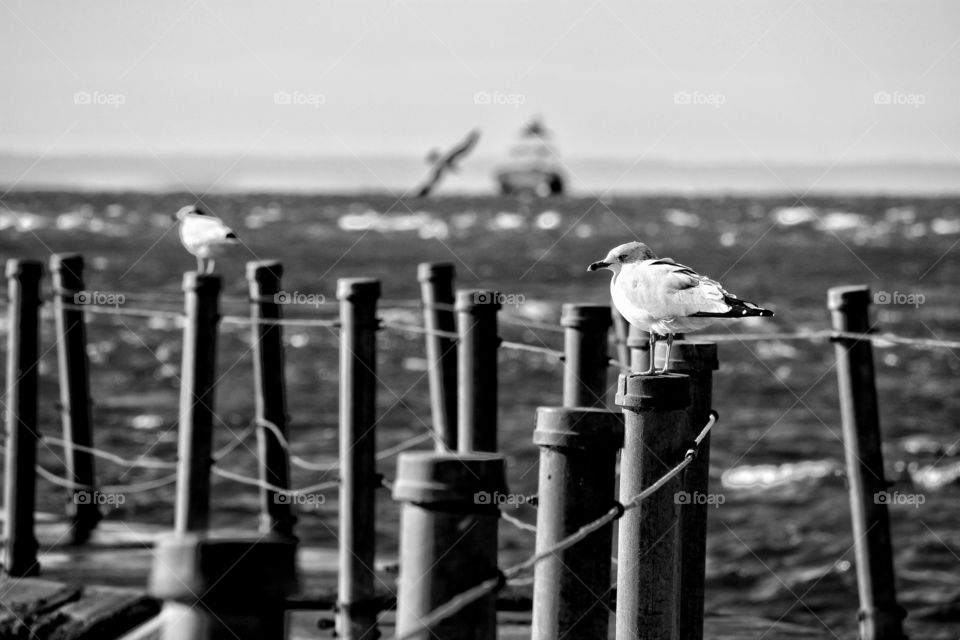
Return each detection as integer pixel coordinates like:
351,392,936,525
455,289,502,313
246,261,284,288
6,260,42,280
616,373,690,412
533,407,623,450
560,304,613,330
393,452,507,505
828,285,871,311
417,262,455,282
182,271,223,294
337,278,381,302
656,342,719,374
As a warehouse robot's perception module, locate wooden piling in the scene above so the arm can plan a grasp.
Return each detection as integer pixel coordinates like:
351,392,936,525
455,289,500,453
49,254,101,544
174,272,222,534
2,259,43,577
531,407,623,640
615,373,690,640
337,278,381,640
246,261,295,539
149,534,298,640
392,451,506,640
612,310,631,372
561,304,613,407
627,325,649,374
655,341,718,640
829,286,907,640
417,263,458,451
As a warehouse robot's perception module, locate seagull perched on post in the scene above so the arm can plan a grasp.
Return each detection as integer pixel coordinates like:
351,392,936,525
174,205,240,274
588,241,773,374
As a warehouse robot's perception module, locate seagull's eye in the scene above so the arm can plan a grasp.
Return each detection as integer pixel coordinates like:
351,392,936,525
617,254,628,262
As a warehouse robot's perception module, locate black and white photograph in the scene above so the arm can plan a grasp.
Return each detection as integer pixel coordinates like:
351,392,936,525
1,2,958,638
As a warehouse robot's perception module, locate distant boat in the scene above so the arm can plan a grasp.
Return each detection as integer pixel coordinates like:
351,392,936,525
494,118,565,197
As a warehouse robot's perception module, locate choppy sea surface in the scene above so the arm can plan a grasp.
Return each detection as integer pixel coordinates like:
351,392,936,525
1,192,958,637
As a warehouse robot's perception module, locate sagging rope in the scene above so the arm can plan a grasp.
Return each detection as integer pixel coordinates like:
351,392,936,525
385,411,718,640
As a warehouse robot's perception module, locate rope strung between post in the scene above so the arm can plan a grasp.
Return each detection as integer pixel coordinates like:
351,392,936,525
386,410,719,640
221,315,340,328
40,436,178,470
35,465,178,494
209,466,340,497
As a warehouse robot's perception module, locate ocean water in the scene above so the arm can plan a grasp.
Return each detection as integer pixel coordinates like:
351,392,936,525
1,191,958,637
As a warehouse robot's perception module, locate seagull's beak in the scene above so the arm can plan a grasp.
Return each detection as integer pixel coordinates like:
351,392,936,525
587,260,610,272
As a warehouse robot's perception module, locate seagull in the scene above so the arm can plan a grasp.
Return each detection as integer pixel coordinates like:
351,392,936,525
588,241,773,374
175,205,240,274
414,128,481,197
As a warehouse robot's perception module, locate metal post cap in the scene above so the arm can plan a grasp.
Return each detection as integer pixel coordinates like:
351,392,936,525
653,342,719,373
149,534,298,607
417,262,456,282
336,277,381,301
828,285,871,311
455,289,501,312
5,259,43,279
533,406,624,449
245,260,283,281
615,373,690,411
392,452,507,505
560,304,613,330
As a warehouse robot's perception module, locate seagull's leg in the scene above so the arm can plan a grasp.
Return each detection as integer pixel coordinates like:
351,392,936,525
207,259,216,275
645,331,657,375
661,333,674,374
195,256,204,273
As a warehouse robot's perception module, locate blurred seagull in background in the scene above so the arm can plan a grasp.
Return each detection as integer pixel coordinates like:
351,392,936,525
415,128,481,197
588,241,773,374
175,205,240,274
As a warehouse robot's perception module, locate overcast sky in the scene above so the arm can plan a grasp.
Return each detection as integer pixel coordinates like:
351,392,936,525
3,0,959,164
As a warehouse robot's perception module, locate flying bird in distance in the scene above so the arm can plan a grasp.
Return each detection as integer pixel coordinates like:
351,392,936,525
175,205,240,274
588,241,773,374
415,128,481,198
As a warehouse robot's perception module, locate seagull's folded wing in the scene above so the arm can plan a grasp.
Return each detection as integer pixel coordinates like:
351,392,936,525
183,215,237,246
627,259,734,317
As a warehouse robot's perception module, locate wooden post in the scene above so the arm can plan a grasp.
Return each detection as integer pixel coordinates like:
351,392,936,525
174,272,222,534
417,263,458,451
561,304,613,407
829,286,907,640
337,278,380,640
615,373,690,640
149,534,298,640
2,259,42,577
655,341,718,640
612,310,630,371
627,325,649,374
246,261,295,539
455,289,500,453
393,451,506,640
531,407,623,640
49,254,101,544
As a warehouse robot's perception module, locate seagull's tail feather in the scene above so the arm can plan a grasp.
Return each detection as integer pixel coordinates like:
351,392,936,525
692,296,774,318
